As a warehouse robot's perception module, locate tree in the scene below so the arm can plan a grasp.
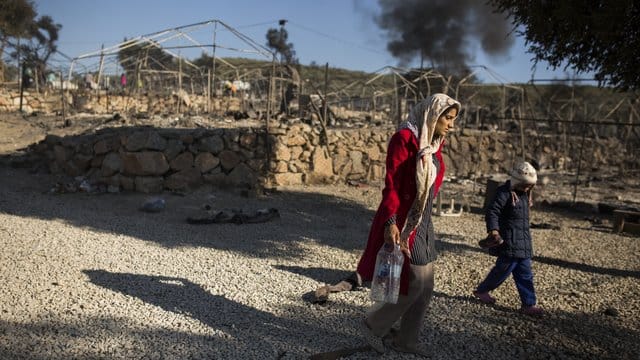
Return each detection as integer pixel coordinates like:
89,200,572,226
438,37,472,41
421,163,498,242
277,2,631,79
0,0,36,81
12,15,61,86
0,0,61,86
489,0,640,90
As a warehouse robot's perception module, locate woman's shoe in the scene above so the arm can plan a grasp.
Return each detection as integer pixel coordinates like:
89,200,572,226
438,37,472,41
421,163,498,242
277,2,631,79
384,329,429,358
388,341,430,358
359,319,385,354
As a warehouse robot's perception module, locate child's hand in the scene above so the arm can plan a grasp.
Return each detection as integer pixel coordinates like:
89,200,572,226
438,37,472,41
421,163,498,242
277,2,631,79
479,231,504,249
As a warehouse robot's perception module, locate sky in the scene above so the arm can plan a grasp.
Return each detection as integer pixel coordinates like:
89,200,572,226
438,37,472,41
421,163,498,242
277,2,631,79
32,0,594,84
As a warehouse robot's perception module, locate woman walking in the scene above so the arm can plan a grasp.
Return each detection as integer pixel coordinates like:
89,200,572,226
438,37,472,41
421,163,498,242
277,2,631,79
357,93,461,356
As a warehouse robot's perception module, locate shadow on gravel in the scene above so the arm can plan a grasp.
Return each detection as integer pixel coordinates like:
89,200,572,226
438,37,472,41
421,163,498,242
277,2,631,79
437,236,640,279
428,291,639,359
0,270,367,359
273,265,354,285
0,165,374,260
0,316,233,359
532,255,640,279
82,269,360,357
426,308,639,359
435,235,484,255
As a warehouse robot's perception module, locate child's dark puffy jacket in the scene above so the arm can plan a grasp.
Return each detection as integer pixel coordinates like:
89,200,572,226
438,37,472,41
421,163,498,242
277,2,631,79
485,180,532,258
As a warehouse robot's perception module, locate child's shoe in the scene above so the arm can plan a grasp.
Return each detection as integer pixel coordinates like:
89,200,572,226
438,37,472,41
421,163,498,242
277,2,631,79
520,305,545,316
472,291,496,304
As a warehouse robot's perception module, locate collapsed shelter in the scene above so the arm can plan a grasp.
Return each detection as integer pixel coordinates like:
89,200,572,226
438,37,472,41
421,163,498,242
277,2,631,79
1,19,639,198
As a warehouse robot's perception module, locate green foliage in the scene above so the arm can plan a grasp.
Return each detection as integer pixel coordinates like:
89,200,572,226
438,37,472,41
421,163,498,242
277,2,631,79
2,62,19,81
489,0,640,91
0,0,36,80
0,0,61,85
0,0,36,39
16,15,60,65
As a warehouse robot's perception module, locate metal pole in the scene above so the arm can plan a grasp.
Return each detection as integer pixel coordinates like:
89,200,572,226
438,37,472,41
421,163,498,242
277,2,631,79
207,68,211,113
573,116,587,204
97,44,105,96
211,22,218,101
178,54,182,89
106,81,110,112
19,61,24,112
518,107,525,160
60,71,65,123
323,63,328,127
393,75,399,126
177,53,182,115
622,101,634,177
501,85,506,131
68,61,75,83
264,57,276,183
34,67,39,94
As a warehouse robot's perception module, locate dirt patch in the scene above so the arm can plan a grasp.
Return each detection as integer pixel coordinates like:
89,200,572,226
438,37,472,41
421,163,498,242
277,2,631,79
0,113,49,155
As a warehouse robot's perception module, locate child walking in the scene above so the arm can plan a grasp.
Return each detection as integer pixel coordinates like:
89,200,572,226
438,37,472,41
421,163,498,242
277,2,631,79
473,161,544,316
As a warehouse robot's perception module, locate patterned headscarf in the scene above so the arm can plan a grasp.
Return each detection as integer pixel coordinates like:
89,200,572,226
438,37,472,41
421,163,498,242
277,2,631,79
398,93,461,241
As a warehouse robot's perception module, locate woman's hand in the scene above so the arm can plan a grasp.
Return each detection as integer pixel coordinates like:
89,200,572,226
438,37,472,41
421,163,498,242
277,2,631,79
384,224,411,257
384,223,400,246
399,237,411,258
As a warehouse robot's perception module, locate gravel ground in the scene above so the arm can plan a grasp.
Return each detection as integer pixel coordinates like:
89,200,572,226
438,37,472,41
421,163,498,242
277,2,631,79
0,165,639,360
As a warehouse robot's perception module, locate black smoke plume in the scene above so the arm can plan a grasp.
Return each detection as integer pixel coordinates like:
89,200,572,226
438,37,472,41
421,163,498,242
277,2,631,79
375,0,513,73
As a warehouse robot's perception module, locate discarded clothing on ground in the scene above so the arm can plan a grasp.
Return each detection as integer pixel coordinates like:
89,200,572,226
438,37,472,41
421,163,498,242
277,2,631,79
530,222,561,230
187,207,279,225
312,272,363,304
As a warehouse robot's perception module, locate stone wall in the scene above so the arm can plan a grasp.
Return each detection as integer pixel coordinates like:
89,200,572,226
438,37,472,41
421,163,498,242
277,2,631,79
271,123,633,185
0,88,62,114
28,118,635,193
443,129,629,177
0,87,244,115
32,126,266,193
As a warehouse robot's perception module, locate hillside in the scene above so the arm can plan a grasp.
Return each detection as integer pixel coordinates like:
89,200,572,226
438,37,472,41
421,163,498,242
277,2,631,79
216,58,635,115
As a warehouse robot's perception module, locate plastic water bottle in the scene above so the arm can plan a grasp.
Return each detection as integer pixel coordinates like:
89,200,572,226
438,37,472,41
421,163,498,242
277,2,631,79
370,243,404,304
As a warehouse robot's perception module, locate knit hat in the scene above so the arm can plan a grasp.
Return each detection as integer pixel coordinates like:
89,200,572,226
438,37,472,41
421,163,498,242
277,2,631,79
510,161,537,186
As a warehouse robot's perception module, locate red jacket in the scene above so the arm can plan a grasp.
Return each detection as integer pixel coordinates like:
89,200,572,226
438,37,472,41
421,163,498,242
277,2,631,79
356,128,445,295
